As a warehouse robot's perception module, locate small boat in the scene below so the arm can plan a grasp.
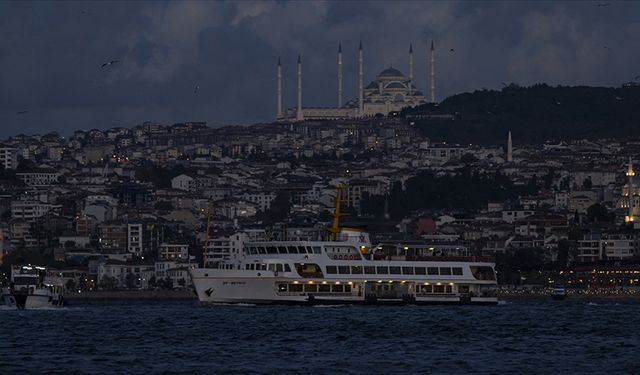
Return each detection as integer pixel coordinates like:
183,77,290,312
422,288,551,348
9,265,65,309
551,286,566,300
0,286,17,309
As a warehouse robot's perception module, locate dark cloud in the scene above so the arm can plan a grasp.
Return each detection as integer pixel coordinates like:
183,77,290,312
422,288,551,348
0,0,639,137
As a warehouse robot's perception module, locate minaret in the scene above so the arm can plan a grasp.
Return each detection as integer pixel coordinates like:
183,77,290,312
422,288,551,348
358,41,364,115
337,43,343,107
276,57,283,119
507,131,513,162
408,44,414,95
296,54,303,121
627,157,635,222
430,40,435,103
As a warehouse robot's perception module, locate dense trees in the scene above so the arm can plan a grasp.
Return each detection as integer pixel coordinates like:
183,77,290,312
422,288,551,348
406,84,640,144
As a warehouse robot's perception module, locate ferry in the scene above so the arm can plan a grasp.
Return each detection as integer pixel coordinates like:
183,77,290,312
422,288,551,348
190,191,498,306
7,265,65,309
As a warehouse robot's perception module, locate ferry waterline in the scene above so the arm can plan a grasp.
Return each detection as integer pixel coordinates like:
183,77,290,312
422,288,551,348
190,194,497,306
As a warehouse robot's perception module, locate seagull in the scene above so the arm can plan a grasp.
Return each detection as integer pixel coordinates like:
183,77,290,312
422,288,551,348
555,101,561,105
596,2,611,6
16,110,29,114
449,48,455,52
101,60,119,68
194,85,200,94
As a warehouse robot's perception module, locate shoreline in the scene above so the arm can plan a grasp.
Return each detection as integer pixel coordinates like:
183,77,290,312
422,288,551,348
64,290,198,301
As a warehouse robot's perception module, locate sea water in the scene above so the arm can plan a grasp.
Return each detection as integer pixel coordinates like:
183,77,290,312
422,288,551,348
0,300,638,374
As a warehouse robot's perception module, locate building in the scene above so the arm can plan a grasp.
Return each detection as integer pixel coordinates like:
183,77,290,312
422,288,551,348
16,170,60,186
159,243,189,261
127,223,143,255
171,174,195,191
278,42,433,121
0,146,19,169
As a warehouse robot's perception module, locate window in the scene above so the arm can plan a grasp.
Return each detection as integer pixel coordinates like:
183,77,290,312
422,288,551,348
245,264,250,270
249,247,257,255
332,284,344,293
364,266,376,274
338,266,350,274
306,247,313,254
419,285,433,293
313,246,321,254
287,246,298,254
470,266,496,281
319,284,330,292
376,266,388,274
266,246,277,254
278,284,287,292
304,284,317,292
433,285,445,293
276,264,284,273
297,246,306,254
289,283,303,292
389,266,401,275
415,267,426,275
344,284,351,293
452,267,463,276
268,264,276,272
284,264,291,272
402,267,414,275
326,266,337,274
277,246,287,254
445,285,453,293
427,267,439,275
258,247,266,254
440,267,452,276
351,266,363,274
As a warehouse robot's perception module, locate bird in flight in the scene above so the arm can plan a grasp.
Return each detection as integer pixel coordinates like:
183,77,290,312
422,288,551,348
596,3,611,6
101,60,119,68
16,110,29,114
449,48,455,52
194,85,200,94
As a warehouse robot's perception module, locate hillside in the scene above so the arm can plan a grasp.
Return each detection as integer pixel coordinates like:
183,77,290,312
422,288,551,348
403,83,640,145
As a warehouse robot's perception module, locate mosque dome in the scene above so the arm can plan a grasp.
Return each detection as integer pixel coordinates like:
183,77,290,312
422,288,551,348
378,67,404,78
385,82,405,89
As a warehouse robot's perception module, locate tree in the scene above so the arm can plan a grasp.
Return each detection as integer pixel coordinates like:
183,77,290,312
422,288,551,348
65,279,77,291
587,203,614,223
99,275,119,290
125,273,138,289
148,276,157,289
178,278,186,287
582,178,593,189
163,276,173,290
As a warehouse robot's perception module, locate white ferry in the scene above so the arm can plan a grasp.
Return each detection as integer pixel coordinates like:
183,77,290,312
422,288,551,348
191,192,497,305
8,265,65,309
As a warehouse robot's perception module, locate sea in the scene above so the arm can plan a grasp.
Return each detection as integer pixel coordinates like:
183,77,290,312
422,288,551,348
0,299,638,374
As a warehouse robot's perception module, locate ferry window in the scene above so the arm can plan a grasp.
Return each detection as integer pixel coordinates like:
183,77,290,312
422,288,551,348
427,267,439,275
389,266,401,275
250,264,255,270
276,264,284,273
285,264,292,272
268,264,276,272
319,284,330,292
266,246,277,254
277,246,287,254
287,246,298,254
313,246,321,254
258,247,266,254
351,266,363,274
289,284,303,292
364,266,376,274
338,266,350,274
332,284,344,293
304,284,318,293
445,285,453,293
470,266,496,281
434,285,445,293
344,284,351,293
376,266,388,274
452,267,463,276
296,246,305,253
402,267,414,275
326,266,337,274
420,285,432,293
278,284,287,292
440,267,452,275
261,264,267,271
245,264,250,270
249,247,257,255
415,267,426,275
306,246,314,254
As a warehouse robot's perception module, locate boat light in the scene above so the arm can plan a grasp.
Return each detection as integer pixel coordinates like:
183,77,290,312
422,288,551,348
293,281,299,284
308,281,314,284
436,282,442,285
378,280,383,283
423,282,429,285
322,281,327,284
335,281,341,285
388,280,393,283
347,281,353,285
449,282,454,286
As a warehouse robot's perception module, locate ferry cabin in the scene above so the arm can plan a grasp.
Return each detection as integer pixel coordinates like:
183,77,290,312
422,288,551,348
191,240,498,305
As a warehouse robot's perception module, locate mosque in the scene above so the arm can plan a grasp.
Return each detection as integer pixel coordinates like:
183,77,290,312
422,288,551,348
618,158,640,224
276,41,436,121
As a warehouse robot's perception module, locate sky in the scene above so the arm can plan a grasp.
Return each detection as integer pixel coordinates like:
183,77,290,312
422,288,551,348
0,0,639,138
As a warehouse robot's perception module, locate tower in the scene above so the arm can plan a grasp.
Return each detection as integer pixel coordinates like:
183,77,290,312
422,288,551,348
337,43,343,107
409,43,414,95
296,54,303,121
507,131,513,163
627,157,635,222
276,57,283,119
430,40,435,103
358,41,364,115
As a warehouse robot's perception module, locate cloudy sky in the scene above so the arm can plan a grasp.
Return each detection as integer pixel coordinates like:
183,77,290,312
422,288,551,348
1,1,639,137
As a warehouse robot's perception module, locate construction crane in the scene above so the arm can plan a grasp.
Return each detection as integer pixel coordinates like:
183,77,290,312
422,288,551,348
325,185,347,241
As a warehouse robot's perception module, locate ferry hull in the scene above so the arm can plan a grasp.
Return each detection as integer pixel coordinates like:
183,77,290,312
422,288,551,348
191,270,497,306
